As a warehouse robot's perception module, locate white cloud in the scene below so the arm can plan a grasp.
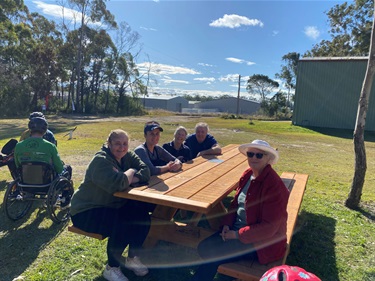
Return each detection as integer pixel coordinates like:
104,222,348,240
137,62,201,76
33,1,101,26
272,30,279,36
194,77,216,82
219,74,240,82
198,62,214,67
226,57,255,66
140,26,157,31
161,79,189,85
149,87,239,98
209,14,264,29
304,26,320,40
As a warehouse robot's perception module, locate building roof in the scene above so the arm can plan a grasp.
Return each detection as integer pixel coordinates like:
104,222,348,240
300,56,368,62
144,95,186,101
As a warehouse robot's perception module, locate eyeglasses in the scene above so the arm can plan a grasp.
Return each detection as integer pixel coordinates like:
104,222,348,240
246,152,266,159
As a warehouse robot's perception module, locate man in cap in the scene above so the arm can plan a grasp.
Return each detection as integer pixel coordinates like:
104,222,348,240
15,117,72,208
134,121,181,176
20,112,57,145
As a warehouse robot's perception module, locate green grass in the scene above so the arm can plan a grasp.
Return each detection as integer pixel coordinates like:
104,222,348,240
0,114,375,281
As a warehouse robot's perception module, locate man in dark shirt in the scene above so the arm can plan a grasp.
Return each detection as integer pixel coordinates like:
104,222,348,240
185,122,222,158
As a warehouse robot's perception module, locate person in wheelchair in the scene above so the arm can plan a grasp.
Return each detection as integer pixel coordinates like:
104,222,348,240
14,116,72,208
20,112,57,146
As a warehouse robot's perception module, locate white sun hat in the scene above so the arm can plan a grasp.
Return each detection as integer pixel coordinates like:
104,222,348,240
238,139,279,164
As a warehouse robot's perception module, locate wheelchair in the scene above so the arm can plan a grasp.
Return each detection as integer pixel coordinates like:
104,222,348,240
3,161,74,224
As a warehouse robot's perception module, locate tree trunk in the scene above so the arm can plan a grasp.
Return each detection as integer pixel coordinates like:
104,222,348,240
346,2,375,209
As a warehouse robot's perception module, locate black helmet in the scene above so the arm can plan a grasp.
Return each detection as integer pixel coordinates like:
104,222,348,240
29,112,45,120
28,117,48,134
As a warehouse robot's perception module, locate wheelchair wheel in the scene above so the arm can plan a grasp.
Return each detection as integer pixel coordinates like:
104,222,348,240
46,177,74,224
4,180,34,221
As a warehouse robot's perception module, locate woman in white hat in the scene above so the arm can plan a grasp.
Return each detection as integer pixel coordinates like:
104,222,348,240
191,140,290,281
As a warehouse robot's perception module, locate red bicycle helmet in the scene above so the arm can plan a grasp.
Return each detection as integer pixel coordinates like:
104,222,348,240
260,265,321,281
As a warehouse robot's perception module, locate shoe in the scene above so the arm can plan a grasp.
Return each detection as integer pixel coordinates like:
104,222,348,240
125,256,149,276
59,196,71,210
103,265,129,281
60,202,71,211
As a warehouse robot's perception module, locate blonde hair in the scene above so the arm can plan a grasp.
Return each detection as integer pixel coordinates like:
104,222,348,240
106,129,129,145
174,126,188,137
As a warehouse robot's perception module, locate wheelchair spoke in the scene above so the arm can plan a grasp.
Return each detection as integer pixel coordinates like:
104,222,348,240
47,177,74,224
4,181,33,221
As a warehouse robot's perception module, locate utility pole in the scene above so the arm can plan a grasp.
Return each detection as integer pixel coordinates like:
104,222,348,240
236,75,241,116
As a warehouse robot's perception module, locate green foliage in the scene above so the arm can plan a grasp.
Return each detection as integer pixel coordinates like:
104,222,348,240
306,0,373,57
246,74,279,101
0,0,146,116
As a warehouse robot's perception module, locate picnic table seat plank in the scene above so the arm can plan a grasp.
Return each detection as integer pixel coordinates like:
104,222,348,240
68,226,105,240
217,172,308,281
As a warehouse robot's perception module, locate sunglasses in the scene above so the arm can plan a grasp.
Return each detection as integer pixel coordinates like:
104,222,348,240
246,152,266,159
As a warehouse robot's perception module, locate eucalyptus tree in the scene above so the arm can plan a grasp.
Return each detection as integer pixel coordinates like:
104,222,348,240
246,74,279,101
111,22,144,114
65,0,117,112
275,52,300,108
346,1,375,209
0,0,31,115
306,0,373,57
83,28,116,113
26,13,64,110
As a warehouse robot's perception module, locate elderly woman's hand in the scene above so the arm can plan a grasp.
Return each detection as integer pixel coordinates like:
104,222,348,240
220,225,238,241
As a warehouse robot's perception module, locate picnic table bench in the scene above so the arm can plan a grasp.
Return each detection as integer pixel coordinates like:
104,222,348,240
217,172,308,281
66,145,308,281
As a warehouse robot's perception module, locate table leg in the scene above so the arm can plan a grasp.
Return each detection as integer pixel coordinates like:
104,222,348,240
205,201,227,231
143,205,215,249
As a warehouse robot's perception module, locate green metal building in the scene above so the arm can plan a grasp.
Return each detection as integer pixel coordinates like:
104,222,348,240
292,57,375,131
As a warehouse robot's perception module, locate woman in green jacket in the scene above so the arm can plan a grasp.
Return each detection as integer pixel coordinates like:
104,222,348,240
70,129,151,281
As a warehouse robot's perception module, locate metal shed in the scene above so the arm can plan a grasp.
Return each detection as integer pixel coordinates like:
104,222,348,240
193,97,260,115
143,95,189,112
292,57,375,131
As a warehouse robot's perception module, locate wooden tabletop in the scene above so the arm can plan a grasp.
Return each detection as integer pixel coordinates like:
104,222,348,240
114,144,248,214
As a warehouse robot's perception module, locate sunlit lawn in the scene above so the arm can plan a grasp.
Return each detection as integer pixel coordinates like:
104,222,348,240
0,113,374,281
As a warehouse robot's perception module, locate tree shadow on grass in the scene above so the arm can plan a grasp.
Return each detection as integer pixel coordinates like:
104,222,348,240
286,211,338,281
357,203,375,222
303,126,375,142
0,180,7,191
0,201,67,281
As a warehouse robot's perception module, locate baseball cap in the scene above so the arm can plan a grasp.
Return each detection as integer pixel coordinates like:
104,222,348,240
144,121,163,134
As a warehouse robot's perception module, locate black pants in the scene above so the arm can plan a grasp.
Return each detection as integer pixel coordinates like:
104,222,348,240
191,231,256,281
71,200,151,267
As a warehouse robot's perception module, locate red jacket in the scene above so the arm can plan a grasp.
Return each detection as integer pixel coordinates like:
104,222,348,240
221,164,289,264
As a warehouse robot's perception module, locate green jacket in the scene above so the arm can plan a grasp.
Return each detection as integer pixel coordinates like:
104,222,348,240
14,137,63,173
70,147,150,216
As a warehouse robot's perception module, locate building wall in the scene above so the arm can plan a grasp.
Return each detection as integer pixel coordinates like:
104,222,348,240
293,57,375,131
144,96,189,112
194,97,260,115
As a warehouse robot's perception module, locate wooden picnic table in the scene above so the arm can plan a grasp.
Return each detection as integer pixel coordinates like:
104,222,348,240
114,144,248,248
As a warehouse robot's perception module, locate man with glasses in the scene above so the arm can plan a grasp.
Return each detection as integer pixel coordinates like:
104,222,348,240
134,121,182,176
185,122,222,158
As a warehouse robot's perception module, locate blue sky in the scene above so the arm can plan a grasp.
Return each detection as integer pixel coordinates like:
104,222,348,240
25,0,346,99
